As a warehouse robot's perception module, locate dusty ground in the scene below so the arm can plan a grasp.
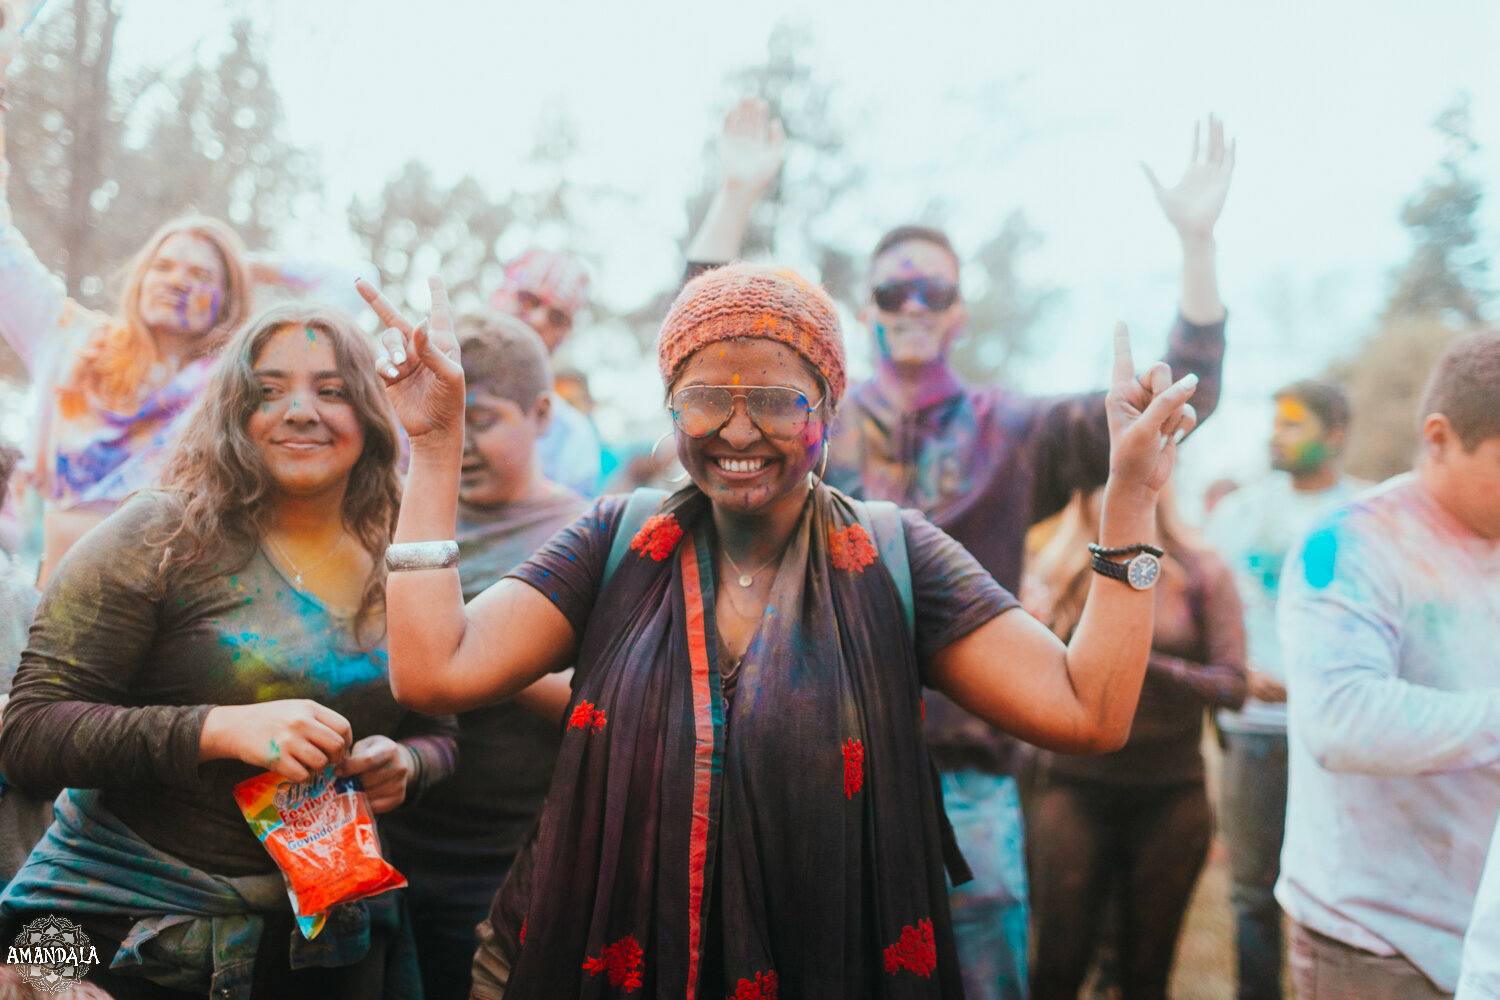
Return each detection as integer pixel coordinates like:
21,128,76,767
1170,835,1237,999
1168,728,1295,1000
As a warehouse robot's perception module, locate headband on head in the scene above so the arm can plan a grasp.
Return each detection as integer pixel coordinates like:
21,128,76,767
494,248,591,317
657,262,846,404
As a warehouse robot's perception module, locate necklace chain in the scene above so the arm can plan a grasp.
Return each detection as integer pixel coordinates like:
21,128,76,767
720,542,785,588
266,531,347,589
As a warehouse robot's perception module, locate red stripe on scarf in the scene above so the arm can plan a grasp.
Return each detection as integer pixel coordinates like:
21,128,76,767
680,535,715,1000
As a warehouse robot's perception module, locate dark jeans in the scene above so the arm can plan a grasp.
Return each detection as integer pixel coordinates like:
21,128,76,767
1,908,393,999
406,876,501,1000
1220,730,1288,1000
1028,778,1213,1000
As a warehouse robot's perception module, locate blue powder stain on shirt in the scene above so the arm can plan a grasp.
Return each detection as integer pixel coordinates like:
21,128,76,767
1303,526,1339,589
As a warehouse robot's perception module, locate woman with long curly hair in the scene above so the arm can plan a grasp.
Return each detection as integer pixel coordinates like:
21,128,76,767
360,265,1200,999
0,57,370,579
0,189,254,579
0,304,457,998
1024,484,1247,1000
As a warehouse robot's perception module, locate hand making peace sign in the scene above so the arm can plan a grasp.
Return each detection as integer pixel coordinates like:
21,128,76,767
355,276,466,443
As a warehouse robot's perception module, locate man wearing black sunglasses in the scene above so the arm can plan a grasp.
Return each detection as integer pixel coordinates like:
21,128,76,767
686,105,1235,1000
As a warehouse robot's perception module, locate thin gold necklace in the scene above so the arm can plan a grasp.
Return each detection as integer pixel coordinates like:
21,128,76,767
720,535,792,589
266,531,347,589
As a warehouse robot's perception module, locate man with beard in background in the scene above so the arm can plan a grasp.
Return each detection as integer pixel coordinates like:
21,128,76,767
1205,379,1358,1000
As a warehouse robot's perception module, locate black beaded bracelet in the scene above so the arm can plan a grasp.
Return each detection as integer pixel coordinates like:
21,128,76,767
1088,542,1165,559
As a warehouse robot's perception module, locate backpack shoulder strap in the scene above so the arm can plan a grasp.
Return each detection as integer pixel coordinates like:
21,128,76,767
855,499,914,637
602,488,671,590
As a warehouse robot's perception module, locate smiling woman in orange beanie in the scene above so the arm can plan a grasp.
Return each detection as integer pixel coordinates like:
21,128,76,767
362,264,1200,998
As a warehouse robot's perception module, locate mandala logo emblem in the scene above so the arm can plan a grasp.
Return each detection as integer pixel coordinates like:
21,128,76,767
8,915,100,993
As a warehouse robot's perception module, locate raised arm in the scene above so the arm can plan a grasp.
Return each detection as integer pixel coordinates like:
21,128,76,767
1143,115,1234,326
930,323,1200,753
1027,117,1235,523
0,64,103,374
360,276,577,715
683,97,785,266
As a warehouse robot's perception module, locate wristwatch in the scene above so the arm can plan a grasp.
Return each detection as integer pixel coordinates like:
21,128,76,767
1088,542,1164,590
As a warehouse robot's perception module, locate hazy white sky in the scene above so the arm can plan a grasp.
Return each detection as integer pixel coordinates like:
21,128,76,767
72,0,1500,490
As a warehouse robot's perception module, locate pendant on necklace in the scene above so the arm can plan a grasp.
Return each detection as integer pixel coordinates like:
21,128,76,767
294,573,304,588
737,574,754,588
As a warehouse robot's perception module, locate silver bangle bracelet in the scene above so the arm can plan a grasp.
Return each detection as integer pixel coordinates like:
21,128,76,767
385,540,459,572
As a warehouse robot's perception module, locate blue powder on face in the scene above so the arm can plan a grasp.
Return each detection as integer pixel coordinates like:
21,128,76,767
1302,526,1339,589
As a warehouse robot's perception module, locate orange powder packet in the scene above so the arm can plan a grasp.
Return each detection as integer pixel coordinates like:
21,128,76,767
234,767,406,939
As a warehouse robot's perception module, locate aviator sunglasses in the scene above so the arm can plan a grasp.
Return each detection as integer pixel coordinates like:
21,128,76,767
670,385,825,440
871,277,960,313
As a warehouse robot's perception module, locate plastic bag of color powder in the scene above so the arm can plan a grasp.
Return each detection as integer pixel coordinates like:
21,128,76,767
234,767,406,938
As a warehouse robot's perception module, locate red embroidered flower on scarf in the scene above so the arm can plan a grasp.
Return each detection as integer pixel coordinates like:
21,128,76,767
568,701,608,732
843,738,865,799
630,513,683,562
828,524,877,573
519,918,527,946
583,934,644,992
729,970,779,1000
882,919,937,978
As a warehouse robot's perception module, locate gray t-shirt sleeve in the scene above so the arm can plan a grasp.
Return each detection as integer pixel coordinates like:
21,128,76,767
902,508,1018,667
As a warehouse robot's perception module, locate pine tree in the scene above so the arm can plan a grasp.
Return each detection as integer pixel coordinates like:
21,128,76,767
1330,94,1491,481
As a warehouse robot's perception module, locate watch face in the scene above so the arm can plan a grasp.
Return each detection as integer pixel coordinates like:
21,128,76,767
1127,553,1161,590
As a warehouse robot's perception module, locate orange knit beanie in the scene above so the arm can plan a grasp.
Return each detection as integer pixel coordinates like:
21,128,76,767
657,262,846,403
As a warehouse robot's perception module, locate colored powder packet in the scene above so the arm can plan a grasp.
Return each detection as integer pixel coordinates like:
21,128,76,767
234,767,406,939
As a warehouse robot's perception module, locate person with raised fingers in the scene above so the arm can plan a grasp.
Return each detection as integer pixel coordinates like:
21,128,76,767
365,263,1196,998
377,311,590,1000
683,95,787,264
683,111,1234,1000
0,304,458,998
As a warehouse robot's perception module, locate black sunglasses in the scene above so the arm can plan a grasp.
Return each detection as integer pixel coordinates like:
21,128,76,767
670,385,824,440
872,278,960,313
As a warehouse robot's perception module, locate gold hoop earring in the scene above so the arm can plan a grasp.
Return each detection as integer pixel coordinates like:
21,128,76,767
650,430,690,485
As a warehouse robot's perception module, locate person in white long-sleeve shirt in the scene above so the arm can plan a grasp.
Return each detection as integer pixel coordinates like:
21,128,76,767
1459,815,1500,1000
1277,329,1500,999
